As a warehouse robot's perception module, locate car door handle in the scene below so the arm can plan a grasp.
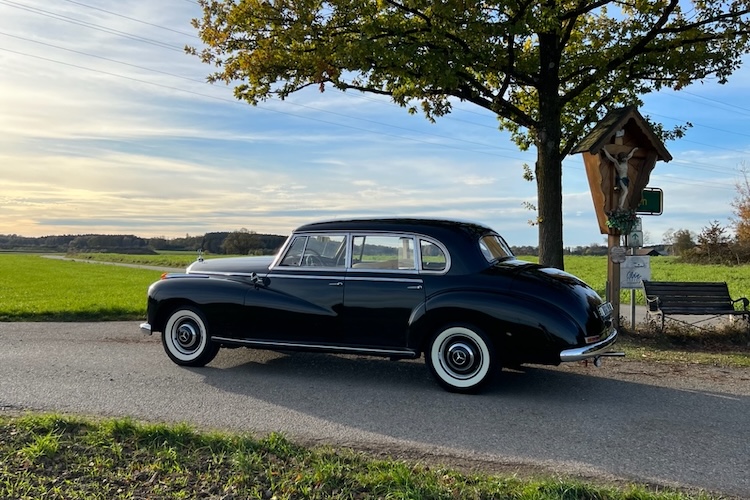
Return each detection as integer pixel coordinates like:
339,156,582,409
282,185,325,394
407,285,423,290
329,281,344,286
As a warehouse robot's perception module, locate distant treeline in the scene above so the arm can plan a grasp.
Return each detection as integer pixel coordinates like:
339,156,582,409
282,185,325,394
0,233,668,258
0,230,287,255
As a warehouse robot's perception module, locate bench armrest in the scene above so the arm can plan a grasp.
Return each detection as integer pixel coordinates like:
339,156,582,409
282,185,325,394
732,297,749,310
645,295,660,312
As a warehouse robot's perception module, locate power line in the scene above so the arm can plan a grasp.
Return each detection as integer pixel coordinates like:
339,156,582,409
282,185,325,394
59,0,199,39
0,0,185,52
6,0,749,153
1,0,746,191
0,31,206,84
0,45,531,163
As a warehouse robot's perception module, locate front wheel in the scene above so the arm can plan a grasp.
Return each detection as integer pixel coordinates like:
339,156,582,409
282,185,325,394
425,324,495,393
162,307,219,367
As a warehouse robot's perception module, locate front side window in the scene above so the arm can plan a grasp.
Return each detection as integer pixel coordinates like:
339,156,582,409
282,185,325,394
478,234,513,263
279,234,347,267
351,235,416,270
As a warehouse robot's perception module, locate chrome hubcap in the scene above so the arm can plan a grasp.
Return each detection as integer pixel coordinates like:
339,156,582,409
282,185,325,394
445,341,478,375
175,321,200,352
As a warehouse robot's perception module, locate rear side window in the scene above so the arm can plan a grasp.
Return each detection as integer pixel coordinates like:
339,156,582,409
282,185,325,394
479,234,513,263
420,239,447,271
351,235,416,270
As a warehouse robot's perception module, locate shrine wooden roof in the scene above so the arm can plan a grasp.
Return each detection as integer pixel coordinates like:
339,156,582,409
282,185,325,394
571,106,673,161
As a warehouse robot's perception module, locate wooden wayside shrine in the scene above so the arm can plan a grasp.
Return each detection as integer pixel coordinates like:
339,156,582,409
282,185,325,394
572,106,672,324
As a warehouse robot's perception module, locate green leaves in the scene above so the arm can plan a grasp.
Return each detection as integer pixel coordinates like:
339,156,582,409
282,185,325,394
189,0,750,268
191,0,750,152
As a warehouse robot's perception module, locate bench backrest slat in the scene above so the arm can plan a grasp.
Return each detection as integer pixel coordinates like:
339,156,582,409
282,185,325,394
642,281,735,313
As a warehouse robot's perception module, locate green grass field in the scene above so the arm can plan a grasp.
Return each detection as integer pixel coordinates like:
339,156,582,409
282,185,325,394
518,255,750,306
0,255,161,321
3,253,750,322
67,251,217,269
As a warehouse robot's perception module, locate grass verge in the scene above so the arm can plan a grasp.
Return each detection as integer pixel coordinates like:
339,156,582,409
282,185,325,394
0,413,719,500
618,319,750,368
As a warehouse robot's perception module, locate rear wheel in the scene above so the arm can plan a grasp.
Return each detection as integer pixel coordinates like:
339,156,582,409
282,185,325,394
426,324,495,393
162,307,219,367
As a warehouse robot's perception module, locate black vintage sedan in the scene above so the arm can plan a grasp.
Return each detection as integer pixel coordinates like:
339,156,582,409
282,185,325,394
141,218,620,392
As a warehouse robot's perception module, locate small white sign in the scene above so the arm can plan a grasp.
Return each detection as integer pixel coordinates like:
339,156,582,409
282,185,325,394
627,231,643,248
620,256,651,289
610,246,627,264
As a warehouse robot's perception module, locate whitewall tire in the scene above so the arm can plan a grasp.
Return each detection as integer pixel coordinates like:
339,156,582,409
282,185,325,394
426,325,495,393
162,307,219,367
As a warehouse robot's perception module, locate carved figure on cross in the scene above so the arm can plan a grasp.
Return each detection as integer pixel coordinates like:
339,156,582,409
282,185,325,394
603,147,638,210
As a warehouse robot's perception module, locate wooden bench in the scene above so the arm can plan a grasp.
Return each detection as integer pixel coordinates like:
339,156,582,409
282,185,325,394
641,280,749,330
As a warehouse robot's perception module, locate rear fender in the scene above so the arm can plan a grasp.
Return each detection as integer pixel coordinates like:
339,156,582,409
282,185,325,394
409,290,582,357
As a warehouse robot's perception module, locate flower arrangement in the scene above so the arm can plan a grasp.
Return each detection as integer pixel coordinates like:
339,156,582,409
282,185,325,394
606,209,637,234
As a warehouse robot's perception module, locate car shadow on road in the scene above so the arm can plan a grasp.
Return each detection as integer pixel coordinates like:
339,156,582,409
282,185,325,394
185,348,748,497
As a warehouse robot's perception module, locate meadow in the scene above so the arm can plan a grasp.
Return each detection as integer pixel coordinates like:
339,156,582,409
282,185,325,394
0,255,161,321
3,253,750,321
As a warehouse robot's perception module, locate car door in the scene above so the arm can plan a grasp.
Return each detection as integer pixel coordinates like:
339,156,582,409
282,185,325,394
342,234,426,348
244,233,347,344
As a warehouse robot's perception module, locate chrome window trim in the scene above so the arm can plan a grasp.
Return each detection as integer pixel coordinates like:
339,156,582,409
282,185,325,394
271,232,350,270
417,236,451,275
271,229,451,275
349,232,420,273
268,273,422,284
270,234,296,268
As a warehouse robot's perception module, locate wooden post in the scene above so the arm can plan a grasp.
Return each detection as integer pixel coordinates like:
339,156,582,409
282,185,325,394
608,233,622,327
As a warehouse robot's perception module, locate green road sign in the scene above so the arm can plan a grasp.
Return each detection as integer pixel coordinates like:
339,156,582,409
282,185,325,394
637,187,663,215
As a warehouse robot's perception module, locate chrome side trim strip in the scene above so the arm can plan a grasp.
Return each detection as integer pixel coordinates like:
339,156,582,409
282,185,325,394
346,276,423,284
267,273,346,281
211,336,418,357
559,329,619,362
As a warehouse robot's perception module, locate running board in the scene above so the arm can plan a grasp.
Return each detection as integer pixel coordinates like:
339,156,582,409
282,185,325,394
211,336,419,359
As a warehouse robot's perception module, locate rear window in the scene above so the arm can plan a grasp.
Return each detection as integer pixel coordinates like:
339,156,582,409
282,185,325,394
478,234,513,263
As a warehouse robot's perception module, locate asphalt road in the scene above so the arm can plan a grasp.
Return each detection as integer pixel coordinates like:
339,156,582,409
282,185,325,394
1,322,748,497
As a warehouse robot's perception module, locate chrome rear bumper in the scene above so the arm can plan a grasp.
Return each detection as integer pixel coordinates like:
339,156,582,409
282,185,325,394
560,329,623,362
140,322,152,336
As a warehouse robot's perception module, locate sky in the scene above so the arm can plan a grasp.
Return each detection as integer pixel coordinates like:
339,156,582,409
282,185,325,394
1,0,749,248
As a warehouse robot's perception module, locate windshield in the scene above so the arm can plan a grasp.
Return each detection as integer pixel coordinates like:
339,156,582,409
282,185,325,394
478,234,514,263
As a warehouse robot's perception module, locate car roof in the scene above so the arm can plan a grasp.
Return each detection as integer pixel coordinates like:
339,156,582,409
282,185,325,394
293,218,504,274
295,217,493,237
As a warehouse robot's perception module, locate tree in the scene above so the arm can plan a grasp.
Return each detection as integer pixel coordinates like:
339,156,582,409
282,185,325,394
222,228,256,255
731,163,750,244
190,0,750,269
671,228,696,256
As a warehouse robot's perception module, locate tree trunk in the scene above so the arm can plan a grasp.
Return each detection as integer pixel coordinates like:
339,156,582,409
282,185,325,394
535,33,565,270
535,141,564,270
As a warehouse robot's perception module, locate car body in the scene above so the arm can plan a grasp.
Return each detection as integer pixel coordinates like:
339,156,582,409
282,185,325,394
141,218,620,392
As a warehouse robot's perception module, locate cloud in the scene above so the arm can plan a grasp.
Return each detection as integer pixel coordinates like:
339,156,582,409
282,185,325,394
1,0,750,246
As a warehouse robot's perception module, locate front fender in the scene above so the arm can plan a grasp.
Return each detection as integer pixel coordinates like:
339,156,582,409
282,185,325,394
146,276,249,332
